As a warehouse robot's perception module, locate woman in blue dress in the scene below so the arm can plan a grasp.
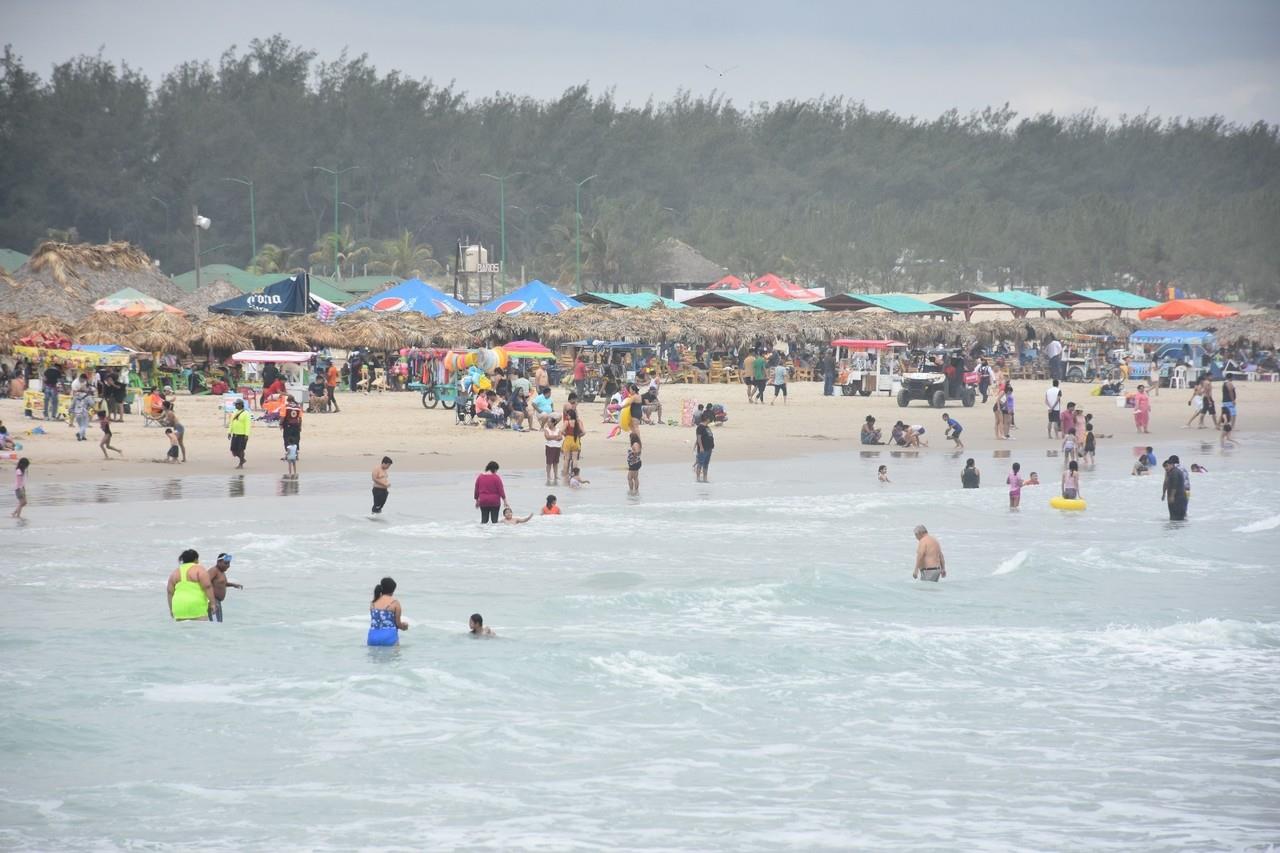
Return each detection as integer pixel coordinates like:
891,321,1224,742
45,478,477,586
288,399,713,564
368,577,409,646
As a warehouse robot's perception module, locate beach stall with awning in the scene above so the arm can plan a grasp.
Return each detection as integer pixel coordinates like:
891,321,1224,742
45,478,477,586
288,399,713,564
343,278,476,316
814,293,955,317
930,290,1066,321
93,287,185,317
680,291,823,311
1046,289,1160,317
1138,298,1239,321
573,291,684,309
481,280,582,315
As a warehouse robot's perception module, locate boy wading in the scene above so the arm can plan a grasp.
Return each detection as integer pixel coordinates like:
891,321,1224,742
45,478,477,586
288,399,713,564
372,457,393,513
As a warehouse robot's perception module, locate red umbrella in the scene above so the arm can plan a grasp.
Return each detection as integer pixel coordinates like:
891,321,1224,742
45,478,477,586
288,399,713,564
1138,298,1239,321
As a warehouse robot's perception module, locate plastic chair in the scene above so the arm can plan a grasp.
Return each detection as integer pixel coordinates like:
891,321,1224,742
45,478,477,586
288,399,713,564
1170,366,1188,389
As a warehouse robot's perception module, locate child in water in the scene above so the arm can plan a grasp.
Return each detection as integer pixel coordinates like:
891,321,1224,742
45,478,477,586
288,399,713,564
1061,428,1078,467
540,494,561,515
1061,460,1082,500
469,613,495,637
1007,462,1024,508
568,467,590,488
502,508,532,524
1025,471,1041,486
1082,424,1097,467
877,465,890,483
285,443,298,477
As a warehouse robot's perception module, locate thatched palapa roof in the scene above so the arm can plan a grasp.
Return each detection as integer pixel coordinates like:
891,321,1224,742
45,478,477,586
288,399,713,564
0,241,194,322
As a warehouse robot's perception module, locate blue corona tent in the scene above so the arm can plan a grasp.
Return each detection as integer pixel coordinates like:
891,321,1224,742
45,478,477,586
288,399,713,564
209,273,312,316
481,280,582,315
343,278,476,316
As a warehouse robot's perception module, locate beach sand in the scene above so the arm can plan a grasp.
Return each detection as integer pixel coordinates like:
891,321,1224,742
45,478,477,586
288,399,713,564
2,379,1273,484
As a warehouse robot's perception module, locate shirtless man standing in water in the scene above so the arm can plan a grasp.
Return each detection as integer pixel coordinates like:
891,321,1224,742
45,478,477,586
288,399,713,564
913,525,947,582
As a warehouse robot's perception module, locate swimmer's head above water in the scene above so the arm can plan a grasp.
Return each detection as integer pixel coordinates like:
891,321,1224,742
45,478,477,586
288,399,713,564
372,576,396,603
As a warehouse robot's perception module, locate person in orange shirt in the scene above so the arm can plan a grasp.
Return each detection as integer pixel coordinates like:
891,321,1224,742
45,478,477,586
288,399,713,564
325,361,341,413
540,494,561,515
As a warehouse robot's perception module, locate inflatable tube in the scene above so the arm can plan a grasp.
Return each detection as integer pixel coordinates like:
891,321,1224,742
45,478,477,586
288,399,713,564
1050,496,1087,511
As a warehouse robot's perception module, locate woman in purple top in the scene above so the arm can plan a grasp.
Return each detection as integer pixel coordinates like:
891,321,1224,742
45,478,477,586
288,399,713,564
473,460,510,524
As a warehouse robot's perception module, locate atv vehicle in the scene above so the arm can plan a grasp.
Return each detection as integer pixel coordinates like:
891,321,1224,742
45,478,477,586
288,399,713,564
896,353,977,408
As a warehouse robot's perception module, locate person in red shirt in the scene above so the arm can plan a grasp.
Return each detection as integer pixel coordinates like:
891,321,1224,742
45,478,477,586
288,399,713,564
473,460,509,523
262,376,285,402
572,356,588,388
540,494,561,515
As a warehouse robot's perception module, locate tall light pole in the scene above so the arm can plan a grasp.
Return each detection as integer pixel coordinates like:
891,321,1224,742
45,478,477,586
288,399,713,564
150,196,170,235
575,174,597,290
221,177,256,264
481,172,523,288
192,206,211,291
313,165,358,275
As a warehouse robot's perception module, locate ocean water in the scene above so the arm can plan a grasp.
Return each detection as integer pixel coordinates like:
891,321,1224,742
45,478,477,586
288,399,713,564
1,435,1278,851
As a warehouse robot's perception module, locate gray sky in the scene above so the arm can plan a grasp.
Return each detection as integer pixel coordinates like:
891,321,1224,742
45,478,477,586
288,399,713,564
4,0,1278,124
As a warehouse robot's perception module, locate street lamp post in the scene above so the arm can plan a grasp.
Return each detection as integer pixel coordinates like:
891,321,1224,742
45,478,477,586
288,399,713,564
192,206,211,291
575,174,597,290
313,165,358,275
481,172,523,289
222,177,256,264
150,196,170,235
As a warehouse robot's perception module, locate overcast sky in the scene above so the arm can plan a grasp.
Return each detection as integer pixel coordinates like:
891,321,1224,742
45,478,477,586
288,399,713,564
4,0,1278,124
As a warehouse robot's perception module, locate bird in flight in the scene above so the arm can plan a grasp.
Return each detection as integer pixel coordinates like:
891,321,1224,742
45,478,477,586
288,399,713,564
705,64,739,78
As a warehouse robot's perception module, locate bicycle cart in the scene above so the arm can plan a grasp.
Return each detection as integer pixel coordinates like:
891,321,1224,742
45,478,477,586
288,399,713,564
408,381,459,409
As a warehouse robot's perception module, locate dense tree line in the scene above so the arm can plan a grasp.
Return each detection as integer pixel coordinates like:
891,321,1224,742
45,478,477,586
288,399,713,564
1,36,1277,298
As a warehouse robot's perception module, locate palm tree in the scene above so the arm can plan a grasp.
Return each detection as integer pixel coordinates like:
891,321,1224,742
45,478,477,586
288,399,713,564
308,226,371,278
249,244,304,274
368,230,443,279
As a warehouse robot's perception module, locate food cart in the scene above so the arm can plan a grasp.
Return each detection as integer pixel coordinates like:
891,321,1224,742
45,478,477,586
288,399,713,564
1059,333,1119,383
832,339,907,396
559,340,656,402
1127,330,1217,385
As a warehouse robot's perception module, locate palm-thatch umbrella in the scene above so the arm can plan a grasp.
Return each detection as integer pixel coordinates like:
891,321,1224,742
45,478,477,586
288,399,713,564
191,315,253,355
286,315,345,349
130,326,192,355
14,314,71,342
333,312,411,351
240,315,309,350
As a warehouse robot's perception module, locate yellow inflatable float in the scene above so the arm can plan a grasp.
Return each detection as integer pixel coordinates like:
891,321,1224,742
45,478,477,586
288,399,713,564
1050,496,1087,511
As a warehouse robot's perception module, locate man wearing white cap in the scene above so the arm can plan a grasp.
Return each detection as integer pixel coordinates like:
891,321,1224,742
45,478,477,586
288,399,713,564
208,553,243,623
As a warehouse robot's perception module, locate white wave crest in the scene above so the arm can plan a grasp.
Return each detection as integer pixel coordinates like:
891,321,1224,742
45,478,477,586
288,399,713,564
1234,513,1280,533
993,550,1030,575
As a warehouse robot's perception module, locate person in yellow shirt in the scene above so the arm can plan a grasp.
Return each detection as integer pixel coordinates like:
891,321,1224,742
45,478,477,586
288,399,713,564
227,399,251,469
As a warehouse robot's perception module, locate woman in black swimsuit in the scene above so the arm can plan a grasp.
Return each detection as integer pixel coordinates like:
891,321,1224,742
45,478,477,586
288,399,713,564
626,432,642,496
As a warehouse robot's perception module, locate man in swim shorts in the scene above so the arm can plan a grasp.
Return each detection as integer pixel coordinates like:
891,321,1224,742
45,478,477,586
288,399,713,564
371,456,392,514
167,549,216,622
912,525,946,582
207,553,242,623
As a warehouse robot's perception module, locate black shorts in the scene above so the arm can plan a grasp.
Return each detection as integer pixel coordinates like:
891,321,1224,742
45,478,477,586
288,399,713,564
1049,410,1060,423
167,446,179,459
230,435,248,455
